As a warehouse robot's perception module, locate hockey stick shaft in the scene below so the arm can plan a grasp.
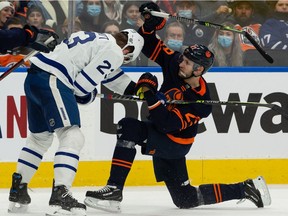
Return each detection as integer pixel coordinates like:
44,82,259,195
97,93,288,119
0,36,55,81
150,11,274,64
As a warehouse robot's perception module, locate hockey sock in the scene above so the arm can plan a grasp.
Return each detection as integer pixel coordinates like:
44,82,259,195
199,182,243,205
107,146,136,189
17,147,43,183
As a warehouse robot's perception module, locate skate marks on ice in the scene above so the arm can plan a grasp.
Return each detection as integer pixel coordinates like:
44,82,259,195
0,186,287,216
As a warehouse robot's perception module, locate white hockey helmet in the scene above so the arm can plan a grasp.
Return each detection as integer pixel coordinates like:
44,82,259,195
121,29,144,64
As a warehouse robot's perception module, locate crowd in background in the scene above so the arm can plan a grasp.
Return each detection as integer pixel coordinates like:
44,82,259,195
0,0,287,67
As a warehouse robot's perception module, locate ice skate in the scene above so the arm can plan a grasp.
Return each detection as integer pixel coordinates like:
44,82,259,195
85,185,123,213
46,181,86,216
8,172,31,213
239,176,271,207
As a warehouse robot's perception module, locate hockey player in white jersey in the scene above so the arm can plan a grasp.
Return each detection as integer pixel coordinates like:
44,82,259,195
8,29,144,216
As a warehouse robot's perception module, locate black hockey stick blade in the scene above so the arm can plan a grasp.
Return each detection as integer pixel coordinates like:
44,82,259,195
97,94,288,119
150,11,274,64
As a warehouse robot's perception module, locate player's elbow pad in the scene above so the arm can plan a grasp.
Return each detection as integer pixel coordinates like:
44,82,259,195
75,88,97,105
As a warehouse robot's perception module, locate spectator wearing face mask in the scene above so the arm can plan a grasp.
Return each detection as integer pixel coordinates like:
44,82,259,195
120,1,143,30
164,1,215,47
78,0,105,32
208,21,243,66
164,21,186,52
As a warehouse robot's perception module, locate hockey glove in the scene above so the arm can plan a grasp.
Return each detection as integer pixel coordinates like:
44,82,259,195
156,92,167,106
24,25,59,53
135,72,158,99
75,88,98,105
139,2,166,32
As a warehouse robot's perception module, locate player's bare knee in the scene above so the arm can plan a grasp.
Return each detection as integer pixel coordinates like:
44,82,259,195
26,131,54,154
117,117,147,143
56,125,85,153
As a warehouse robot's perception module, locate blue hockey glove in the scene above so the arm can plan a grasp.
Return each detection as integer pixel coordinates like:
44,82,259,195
156,92,167,105
75,88,97,105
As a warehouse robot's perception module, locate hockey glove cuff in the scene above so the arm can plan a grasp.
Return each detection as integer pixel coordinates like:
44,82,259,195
139,2,166,32
24,25,59,53
75,88,98,105
135,72,158,99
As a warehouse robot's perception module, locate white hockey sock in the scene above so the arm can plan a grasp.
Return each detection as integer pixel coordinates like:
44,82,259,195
17,147,43,183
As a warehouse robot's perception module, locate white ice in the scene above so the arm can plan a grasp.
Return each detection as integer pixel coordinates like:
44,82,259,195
0,185,287,216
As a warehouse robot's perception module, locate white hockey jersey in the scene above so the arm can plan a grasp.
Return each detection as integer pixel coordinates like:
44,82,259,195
29,31,133,97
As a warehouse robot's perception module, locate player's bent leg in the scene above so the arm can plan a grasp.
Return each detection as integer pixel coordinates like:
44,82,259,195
46,126,86,216
85,118,147,213
9,132,54,213
165,180,200,209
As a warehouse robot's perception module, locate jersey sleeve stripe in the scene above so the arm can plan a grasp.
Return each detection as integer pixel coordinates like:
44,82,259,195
80,69,97,86
74,81,89,94
101,70,124,84
36,53,73,86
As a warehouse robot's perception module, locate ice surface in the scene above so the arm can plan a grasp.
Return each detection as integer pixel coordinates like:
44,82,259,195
1,185,287,216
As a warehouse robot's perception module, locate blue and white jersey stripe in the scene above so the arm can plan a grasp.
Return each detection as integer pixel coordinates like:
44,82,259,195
29,31,125,97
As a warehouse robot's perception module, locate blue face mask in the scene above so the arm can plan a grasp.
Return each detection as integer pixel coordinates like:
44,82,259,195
87,4,101,16
218,35,233,48
167,39,183,51
178,10,193,19
126,18,137,26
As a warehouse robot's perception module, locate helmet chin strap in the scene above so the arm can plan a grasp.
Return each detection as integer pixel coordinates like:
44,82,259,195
182,64,202,79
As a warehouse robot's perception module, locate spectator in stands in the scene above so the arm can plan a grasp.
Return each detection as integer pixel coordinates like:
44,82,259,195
0,1,15,29
198,1,232,23
119,1,147,66
0,16,30,67
227,1,261,52
170,1,215,46
101,19,120,35
78,0,105,32
76,0,84,16
120,1,143,30
260,0,288,50
157,0,176,15
164,21,186,52
59,17,82,41
102,0,123,24
26,5,54,32
208,21,243,66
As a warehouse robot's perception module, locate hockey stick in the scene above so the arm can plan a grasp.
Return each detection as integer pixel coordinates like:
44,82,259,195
150,11,274,64
0,36,55,81
97,93,288,119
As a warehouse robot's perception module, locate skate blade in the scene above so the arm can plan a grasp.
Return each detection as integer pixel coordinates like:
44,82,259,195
46,205,86,216
8,201,28,213
253,176,272,206
84,197,121,213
